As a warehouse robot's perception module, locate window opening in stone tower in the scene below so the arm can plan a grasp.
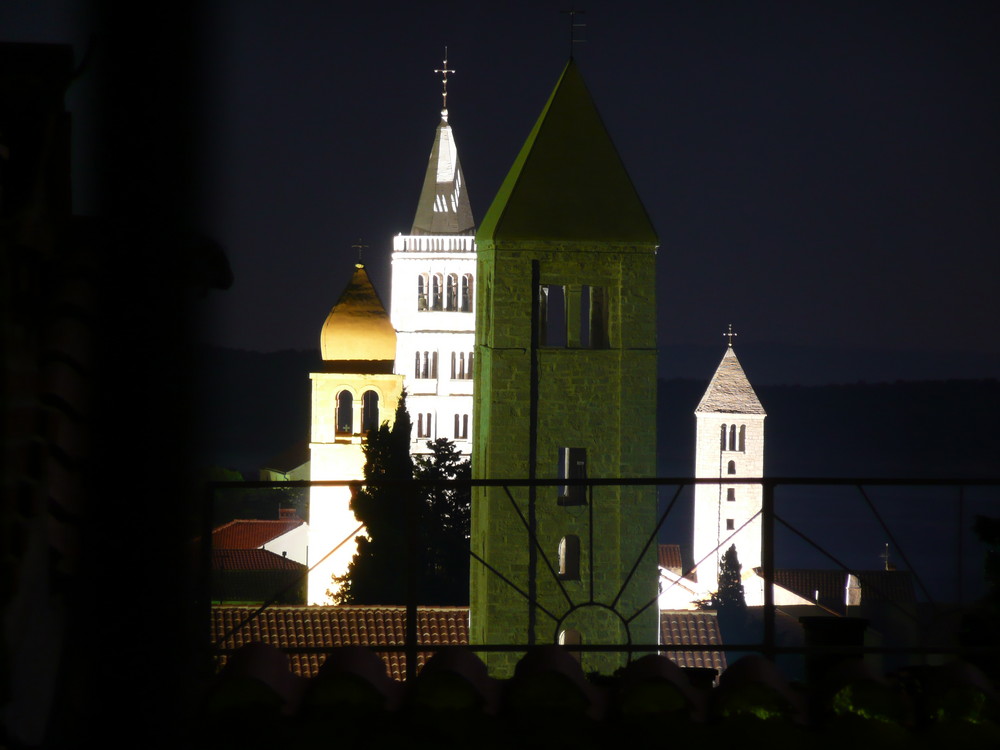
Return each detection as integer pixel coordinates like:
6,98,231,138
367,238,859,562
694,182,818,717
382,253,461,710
538,284,567,347
558,535,580,580
461,273,473,312
417,274,428,311
579,285,608,348
446,273,458,311
728,460,736,474
360,390,379,435
739,424,746,452
336,390,353,435
558,447,587,506
727,488,736,502
431,274,443,310
726,518,735,531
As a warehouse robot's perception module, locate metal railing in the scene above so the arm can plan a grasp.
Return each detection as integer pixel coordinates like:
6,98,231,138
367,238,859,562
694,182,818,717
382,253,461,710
204,476,1000,679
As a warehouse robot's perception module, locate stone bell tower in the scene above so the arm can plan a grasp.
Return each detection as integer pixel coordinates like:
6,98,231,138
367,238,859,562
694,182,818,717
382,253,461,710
470,59,660,675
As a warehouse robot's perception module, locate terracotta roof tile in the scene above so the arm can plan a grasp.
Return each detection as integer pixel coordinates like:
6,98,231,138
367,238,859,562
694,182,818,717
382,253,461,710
212,519,303,550
658,544,683,573
212,605,469,680
659,610,727,673
212,549,305,571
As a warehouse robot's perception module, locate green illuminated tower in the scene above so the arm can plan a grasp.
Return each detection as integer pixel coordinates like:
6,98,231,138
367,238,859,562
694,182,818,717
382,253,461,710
470,60,660,676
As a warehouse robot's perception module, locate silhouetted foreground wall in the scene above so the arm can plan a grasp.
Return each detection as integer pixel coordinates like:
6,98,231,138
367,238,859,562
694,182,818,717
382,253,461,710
190,644,1000,749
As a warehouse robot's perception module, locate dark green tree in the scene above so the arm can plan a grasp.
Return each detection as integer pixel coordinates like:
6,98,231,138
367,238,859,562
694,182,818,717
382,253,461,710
330,396,471,605
330,397,414,604
713,544,748,613
414,438,471,604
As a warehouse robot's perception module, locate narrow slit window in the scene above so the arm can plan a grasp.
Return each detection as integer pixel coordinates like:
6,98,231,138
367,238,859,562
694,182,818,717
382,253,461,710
727,488,736,502
726,519,735,531
558,447,587,506
727,460,736,475
446,273,458,311
558,535,580,580
739,425,746,452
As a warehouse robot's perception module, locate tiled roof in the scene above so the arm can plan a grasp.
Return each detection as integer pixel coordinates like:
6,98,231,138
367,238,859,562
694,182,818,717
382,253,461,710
212,605,469,680
659,610,727,673
763,568,916,614
212,549,305,571
695,347,765,415
211,518,303,550
658,544,683,573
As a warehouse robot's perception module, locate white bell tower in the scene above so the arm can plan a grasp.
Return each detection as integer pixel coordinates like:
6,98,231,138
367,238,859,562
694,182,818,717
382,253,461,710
390,49,476,456
692,329,766,600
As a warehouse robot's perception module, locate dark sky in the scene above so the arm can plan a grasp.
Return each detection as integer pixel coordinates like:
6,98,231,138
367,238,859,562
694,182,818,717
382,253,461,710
7,1,1000,379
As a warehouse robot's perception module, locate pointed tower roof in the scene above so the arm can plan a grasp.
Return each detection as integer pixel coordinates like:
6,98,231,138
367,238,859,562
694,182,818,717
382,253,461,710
410,110,475,235
696,347,766,415
320,264,397,362
477,59,657,244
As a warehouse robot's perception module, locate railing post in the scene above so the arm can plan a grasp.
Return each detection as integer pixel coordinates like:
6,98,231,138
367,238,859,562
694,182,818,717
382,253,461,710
761,480,775,661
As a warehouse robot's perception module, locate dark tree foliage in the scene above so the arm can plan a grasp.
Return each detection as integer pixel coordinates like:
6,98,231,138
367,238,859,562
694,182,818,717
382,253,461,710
714,545,748,613
414,438,471,604
960,515,1000,679
330,396,470,605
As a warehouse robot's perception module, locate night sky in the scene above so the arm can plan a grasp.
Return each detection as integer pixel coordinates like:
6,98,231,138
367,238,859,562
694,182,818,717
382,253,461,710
7,1,1000,381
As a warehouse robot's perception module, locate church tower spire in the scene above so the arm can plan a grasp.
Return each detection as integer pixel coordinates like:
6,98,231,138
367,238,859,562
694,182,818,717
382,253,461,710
410,48,474,236
691,336,766,603
391,51,478,458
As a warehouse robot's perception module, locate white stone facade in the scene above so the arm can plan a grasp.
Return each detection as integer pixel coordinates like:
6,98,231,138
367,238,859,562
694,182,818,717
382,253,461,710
390,234,476,456
691,347,767,599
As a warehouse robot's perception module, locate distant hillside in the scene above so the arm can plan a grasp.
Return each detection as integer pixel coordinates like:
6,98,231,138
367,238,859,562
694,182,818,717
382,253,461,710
659,378,1000,478
199,346,999,482
197,346,320,475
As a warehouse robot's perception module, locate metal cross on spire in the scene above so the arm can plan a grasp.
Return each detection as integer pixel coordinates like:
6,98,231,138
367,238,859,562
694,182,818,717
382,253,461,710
723,324,738,348
352,238,368,266
560,7,587,60
434,47,455,116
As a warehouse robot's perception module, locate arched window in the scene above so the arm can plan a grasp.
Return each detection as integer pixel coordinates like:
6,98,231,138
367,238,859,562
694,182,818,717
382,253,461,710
450,351,457,379
558,628,582,661
727,460,736,475
431,351,438,379
336,390,353,435
739,425,746,452
446,274,458,311
461,274,473,312
417,413,433,439
431,274,443,310
465,352,474,379
361,390,379,434
417,274,428,311
558,535,580,580
457,352,465,379
720,424,728,451
454,413,469,440
420,352,429,379
729,424,737,451
414,352,421,379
